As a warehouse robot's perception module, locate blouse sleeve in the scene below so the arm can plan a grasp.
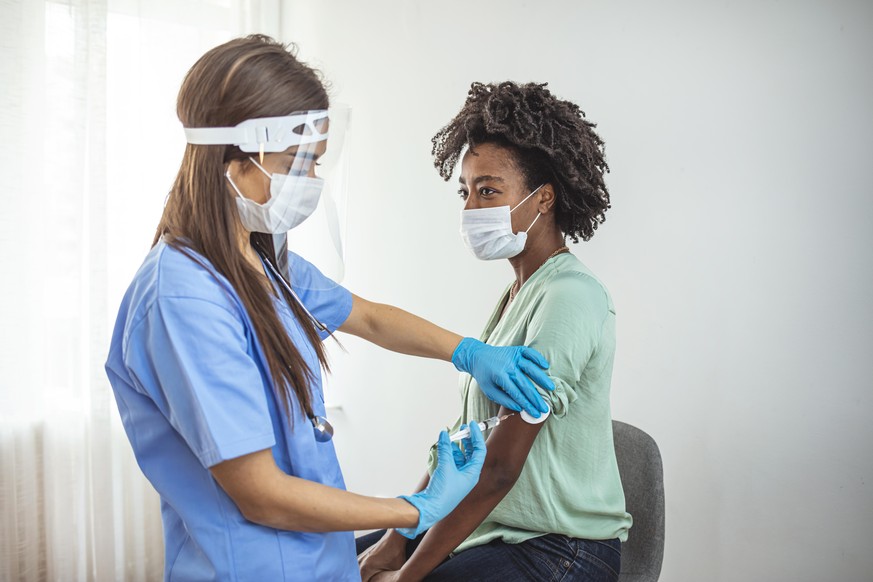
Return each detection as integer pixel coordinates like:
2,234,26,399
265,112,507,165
524,272,611,418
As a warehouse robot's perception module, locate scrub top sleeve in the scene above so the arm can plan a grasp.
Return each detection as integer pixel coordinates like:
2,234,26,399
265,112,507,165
125,296,276,468
286,251,353,336
525,273,610,418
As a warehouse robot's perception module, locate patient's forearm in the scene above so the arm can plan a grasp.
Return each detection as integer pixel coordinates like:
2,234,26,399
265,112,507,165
398,466,517,581
398,414,544,581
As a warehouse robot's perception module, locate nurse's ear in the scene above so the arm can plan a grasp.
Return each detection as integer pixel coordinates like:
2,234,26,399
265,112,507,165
225,158,269,204
536,183,558,215
225,158,251,181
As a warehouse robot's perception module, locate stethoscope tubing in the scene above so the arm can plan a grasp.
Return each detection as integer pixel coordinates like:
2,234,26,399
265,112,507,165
253,243,335,442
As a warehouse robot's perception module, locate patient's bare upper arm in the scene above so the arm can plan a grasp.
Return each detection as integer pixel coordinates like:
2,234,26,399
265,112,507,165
478,407,546,487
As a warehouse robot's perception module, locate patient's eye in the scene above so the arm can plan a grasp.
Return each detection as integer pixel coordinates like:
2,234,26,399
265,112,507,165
458,189,469,200
478,187,496,197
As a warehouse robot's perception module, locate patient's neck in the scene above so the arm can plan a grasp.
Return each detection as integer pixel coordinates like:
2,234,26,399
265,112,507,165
508,226,566,289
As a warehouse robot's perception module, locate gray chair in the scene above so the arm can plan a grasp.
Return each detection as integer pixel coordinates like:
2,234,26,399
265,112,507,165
613,420,665,582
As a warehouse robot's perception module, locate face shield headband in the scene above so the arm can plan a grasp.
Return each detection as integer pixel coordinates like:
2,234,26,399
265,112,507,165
183,110,330,162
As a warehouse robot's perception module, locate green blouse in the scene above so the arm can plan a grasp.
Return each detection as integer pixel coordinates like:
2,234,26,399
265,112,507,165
428,252,633,553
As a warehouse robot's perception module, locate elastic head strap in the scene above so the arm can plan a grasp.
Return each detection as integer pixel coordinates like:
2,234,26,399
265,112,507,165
184,110,329,153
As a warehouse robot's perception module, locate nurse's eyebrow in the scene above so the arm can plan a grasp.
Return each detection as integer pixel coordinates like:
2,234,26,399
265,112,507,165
459,175,505,185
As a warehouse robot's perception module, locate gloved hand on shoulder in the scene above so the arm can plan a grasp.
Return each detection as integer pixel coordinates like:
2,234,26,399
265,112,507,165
451,337,554,418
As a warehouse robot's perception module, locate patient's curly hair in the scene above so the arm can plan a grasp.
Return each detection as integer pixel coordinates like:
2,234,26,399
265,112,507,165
432,82,610,242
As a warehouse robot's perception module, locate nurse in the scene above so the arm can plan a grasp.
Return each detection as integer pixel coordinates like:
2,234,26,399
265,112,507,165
104,35,555,581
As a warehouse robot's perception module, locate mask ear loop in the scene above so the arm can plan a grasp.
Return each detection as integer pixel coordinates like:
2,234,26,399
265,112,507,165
227,159,273,201
248,157,273,178
241,158,276,205
524,210,543,233
225,170,246,199
510,183,546,213
510,183,546,233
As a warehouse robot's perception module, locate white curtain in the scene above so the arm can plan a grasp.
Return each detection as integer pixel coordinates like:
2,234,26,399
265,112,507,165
0,1,279,579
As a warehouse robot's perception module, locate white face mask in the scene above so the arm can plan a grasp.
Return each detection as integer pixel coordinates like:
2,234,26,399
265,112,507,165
460,184,544,260
225,157,324,234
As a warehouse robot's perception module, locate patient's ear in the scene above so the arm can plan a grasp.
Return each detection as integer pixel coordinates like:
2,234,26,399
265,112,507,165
538,184,557,214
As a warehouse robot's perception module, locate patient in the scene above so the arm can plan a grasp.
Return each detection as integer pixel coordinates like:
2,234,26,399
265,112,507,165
357,82,632,581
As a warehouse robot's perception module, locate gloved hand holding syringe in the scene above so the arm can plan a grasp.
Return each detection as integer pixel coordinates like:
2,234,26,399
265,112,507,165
449,405,551,442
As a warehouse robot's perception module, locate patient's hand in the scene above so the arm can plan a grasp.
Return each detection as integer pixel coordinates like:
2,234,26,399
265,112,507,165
370,571,402,582
359,531,407,582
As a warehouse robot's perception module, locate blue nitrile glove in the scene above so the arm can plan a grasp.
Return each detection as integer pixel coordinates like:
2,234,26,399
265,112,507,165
451,337,554,418
451,424,473,468
396,423,486,539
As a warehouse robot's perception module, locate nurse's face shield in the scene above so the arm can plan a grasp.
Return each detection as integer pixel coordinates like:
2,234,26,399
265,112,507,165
184,107,352,286
282,105,351,288
263,115,329,179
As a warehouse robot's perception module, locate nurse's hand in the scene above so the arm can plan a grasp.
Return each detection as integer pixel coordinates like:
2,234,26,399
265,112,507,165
395,423,486,539
451,337,554,418
451,425,473,468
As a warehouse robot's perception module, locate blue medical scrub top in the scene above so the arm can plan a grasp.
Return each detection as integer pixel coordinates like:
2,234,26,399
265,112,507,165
105,241,359,581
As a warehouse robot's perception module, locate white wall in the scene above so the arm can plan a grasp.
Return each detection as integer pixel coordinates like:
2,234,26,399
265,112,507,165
281,1,873,580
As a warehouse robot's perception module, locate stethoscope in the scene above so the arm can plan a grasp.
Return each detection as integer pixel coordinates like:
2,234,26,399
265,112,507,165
254,244,335,443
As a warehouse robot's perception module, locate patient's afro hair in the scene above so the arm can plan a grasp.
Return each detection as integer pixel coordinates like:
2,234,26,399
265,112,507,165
432,82,610,242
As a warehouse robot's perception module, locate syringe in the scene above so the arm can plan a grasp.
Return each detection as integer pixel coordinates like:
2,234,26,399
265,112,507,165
449,413,515,442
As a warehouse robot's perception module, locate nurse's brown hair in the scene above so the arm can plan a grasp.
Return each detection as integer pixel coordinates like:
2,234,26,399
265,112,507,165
155,35,329,421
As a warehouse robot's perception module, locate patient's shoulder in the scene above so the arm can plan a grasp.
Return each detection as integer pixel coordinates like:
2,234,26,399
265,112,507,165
540,260,612,318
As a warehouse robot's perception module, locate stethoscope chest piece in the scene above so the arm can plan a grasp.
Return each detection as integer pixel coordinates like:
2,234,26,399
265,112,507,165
310,415,334,442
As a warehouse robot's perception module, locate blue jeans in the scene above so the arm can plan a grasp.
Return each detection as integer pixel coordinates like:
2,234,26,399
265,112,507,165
356,530,620,582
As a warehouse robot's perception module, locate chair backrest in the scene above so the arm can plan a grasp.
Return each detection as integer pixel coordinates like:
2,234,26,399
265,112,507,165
613,420,665,582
